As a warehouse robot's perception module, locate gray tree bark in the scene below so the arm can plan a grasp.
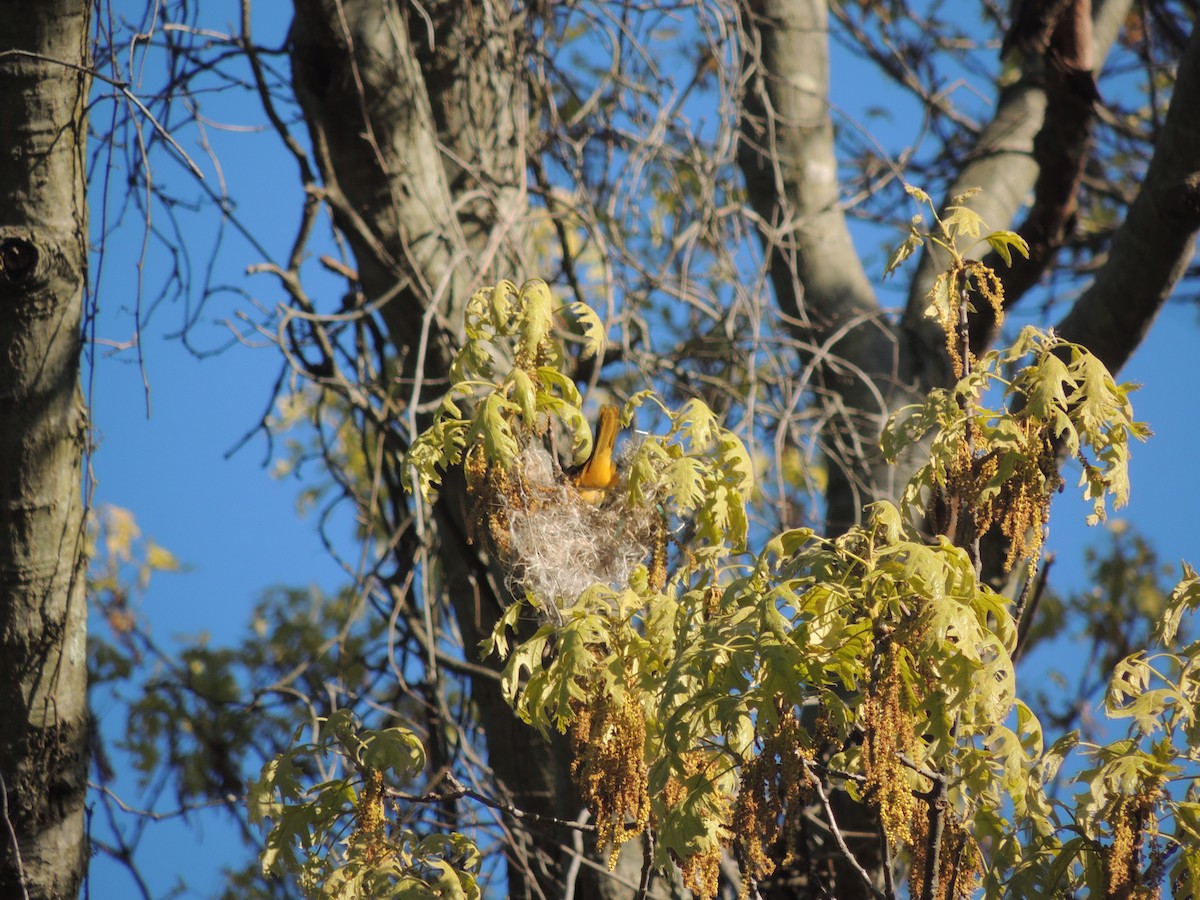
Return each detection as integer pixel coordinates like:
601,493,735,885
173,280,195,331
0,3,92,898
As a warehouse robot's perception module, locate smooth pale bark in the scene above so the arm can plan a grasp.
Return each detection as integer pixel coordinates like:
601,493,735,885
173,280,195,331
738,0,902,535
0,3,92,898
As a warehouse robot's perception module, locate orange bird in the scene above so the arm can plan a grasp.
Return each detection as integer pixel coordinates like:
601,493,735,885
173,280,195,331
572,404,621,503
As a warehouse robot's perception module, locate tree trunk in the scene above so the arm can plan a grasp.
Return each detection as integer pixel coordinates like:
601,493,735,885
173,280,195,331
0,3,92,899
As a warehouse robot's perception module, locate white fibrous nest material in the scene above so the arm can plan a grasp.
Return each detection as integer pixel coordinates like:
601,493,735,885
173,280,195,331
499,445,659,623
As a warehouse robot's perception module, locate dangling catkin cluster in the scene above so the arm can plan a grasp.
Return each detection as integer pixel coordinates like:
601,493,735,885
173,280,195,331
732,711,812,895
863,642,921,847
943,418,1061,571
662,751,730,900
930,262,1005,379
908,810,982,900
1103,786,1162,900
570,683,651,868
350,768,388,865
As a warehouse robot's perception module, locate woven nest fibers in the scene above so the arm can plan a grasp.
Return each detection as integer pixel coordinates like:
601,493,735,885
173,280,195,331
479,445,662,622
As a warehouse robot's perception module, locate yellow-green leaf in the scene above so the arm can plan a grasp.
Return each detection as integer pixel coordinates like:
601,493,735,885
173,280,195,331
569,300,606,358
519,278,555,358
985,230,1030,266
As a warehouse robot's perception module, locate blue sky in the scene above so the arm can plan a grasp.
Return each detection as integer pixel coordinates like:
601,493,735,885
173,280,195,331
81,3,1200,897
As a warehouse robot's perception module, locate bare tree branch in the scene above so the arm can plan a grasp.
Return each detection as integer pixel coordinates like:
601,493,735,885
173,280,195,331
970,0,1099,350
903,0,1134,341
1056,23,1200,370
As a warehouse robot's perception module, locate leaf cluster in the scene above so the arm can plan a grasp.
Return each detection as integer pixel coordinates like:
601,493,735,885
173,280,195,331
992,566,1200,898
404,278,602,501
885,324,1150,542
250,710,481,899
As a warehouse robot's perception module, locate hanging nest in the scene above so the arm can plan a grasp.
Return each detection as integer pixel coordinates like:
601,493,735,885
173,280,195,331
466,441,665,623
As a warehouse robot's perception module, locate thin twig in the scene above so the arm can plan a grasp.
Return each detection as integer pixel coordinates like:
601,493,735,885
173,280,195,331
564,808,588,900
88,782,231,822
1014,553,1054,662
635,827,656,899
800,758,885,900
957,280,983,574
896,752,942,783
0,771,30,900
0,49,203,178
239,0,315,185
878,815,897,899
389,773,598,834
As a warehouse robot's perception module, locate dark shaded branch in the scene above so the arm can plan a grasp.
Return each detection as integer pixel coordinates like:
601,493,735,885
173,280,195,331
635,829,655,900
918,773,947,900
972,0,1099,351
1055,24,1200,371
903,0,1133,358
1014,554,1053,663
1001,0,1076,59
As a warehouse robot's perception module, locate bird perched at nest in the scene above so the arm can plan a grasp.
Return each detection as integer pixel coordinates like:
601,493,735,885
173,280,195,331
571,404,621,504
